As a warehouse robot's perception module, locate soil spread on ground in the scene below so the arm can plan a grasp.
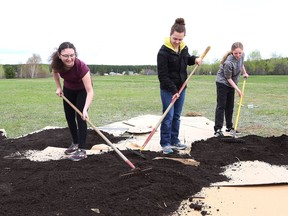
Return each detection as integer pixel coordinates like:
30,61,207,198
0,128,287,216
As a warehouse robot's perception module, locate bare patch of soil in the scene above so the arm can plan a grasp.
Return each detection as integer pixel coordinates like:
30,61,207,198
0,128,287,216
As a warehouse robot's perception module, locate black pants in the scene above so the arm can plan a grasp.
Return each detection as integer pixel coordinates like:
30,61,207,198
214,82,235,132
63,87,87,149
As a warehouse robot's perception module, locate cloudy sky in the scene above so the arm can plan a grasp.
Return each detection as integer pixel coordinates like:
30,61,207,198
0,0,286,65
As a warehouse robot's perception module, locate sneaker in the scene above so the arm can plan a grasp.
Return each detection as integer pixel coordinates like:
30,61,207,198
226,128,240,132
214,129,224,137
226,128,241,135
171,143,187,150
225,128,233,132
70,149,87,161
162,146,174,155
64,143,79,155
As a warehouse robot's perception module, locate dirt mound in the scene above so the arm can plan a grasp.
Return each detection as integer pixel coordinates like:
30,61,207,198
0,128,287,216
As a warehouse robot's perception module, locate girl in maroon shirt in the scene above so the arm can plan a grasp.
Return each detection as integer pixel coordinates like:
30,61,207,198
50,42,94,161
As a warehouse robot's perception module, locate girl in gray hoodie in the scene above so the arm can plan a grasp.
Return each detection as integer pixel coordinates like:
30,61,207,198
214,42,249,137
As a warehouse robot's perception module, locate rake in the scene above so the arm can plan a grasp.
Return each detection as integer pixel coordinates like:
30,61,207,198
221,78,247,143
61,95,152,177
127,46,211,159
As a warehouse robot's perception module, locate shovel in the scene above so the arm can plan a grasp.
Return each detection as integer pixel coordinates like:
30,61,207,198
61,95,152,177
128,46,211,158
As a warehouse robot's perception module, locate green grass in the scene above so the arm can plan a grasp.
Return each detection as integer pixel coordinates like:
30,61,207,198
0,75,287,138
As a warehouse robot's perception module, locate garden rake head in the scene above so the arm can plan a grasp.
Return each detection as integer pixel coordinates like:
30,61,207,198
221,136,245,143
119,166,153,179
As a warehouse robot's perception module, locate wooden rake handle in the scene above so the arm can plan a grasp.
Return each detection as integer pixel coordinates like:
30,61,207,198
61,95,136,169
178,46,211,95
140,46,211,151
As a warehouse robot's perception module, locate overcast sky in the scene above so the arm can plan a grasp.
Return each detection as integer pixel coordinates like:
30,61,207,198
0,0,286,65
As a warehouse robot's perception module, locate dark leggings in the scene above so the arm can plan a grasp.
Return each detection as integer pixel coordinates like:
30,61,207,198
63,87,87,149
214,82,235,132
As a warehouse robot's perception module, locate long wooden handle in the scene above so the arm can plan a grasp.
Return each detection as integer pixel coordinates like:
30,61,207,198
234,79,246,131
178,46,211,95
61,95,136,169
141,46,211,150
200,46,211,59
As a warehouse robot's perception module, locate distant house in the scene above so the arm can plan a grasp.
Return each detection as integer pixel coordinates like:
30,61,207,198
122,71,134,75
109,72,122,76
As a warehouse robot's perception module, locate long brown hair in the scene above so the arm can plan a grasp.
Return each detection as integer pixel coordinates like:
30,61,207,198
50,42,78,72
220,42,244,64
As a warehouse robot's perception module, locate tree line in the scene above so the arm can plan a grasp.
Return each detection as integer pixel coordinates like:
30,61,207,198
0,54,287,79
194,57,288,76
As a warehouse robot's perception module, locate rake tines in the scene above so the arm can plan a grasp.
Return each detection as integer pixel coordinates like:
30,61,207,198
119,167,152,179
221,137,245,143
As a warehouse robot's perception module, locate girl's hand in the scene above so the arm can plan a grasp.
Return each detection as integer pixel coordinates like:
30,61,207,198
56,88,63,97
82,109,89,120
172,93,180,100
237,89,242,98
195,58,202,65
243,73,249,79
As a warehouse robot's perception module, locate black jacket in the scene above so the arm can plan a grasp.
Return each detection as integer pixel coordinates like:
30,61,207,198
157,44,197,95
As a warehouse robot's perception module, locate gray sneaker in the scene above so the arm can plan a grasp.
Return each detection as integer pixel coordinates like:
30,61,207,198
64,143,79,155
70,149,87,161
162,146,174,154
171,143,187,150
226,128,241,135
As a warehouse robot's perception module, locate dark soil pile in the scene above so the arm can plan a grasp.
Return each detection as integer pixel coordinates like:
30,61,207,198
0,128,287,216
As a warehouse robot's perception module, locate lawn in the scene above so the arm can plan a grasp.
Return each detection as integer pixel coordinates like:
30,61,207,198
0,75,287,138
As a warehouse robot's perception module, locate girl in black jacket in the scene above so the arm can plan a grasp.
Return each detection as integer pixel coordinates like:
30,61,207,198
157,18,202,154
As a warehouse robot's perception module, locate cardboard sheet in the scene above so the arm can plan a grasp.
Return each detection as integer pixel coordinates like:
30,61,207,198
212,160,288,186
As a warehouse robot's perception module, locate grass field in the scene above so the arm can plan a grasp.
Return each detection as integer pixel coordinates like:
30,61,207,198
0,75,287,138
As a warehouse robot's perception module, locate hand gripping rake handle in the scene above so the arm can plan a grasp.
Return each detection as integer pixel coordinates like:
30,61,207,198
234,78,247,133
140,46,211,151
61,95,136,170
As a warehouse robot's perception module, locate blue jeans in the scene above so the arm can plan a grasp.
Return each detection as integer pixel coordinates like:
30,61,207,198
160,88,186,147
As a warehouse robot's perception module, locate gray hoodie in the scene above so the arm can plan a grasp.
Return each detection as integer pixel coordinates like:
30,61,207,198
216,53,245,87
